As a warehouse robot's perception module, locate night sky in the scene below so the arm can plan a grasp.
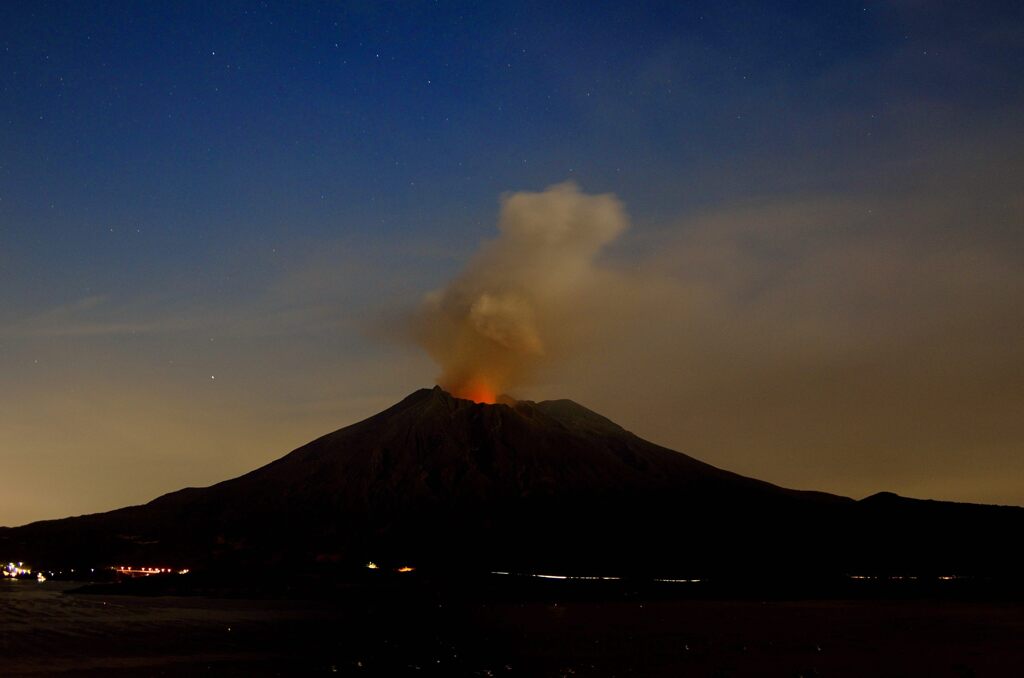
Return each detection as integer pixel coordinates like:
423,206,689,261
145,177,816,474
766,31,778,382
2,1,1023,526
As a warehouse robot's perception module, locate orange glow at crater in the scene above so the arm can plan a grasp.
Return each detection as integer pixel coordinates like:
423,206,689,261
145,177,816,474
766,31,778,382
450,379,497,404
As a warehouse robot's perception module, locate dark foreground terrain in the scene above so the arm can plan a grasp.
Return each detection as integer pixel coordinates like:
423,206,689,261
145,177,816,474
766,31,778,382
4,387,1023,675
3,576,1023,677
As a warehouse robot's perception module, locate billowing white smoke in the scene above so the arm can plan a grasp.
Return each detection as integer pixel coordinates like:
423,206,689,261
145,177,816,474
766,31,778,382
415,182,628,402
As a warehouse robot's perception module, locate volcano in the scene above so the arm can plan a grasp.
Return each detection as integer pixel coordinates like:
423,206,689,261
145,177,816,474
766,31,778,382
2,387,1022,577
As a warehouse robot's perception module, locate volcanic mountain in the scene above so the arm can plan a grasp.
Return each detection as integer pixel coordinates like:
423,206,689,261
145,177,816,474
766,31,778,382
2,387,1022,576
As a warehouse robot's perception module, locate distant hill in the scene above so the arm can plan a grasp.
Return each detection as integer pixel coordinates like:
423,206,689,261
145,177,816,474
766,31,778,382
2,387,1022,577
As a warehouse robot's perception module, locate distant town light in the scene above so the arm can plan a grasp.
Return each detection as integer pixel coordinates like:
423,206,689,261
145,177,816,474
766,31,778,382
111,564,187,577
3,562,33,578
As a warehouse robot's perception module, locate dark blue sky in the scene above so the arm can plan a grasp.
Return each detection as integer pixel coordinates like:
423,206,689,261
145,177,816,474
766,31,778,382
2,2,1023,524
7,1,1018,295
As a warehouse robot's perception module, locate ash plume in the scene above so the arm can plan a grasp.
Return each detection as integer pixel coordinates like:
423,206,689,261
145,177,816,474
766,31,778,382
415,182,628,402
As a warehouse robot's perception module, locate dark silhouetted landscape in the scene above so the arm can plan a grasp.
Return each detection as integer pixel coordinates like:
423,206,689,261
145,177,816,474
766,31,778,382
5,387,1023,579
3,389,1024,675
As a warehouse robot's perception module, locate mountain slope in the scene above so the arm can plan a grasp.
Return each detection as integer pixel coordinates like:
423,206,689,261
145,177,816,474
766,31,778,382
1,387,1021,576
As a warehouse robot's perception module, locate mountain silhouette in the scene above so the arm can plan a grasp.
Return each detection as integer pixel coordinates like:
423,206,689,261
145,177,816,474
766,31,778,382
2,387,1022,577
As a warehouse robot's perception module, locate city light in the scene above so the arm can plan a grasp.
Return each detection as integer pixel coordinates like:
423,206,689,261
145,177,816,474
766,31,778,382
112,565,186,578
3,562,32,578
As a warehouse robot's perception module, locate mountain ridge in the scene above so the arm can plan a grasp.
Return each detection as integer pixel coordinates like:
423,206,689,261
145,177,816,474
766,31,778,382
2,387,1022,577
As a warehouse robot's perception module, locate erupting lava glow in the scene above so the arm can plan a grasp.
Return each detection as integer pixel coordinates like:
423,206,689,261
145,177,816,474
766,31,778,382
450,379,497,404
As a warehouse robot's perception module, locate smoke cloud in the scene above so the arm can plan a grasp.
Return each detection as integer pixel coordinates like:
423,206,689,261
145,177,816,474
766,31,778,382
415,182,627,401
